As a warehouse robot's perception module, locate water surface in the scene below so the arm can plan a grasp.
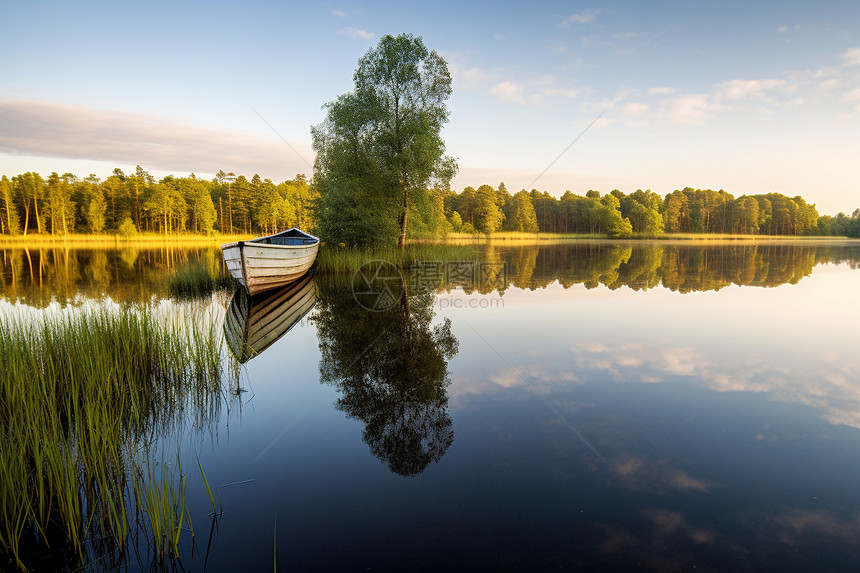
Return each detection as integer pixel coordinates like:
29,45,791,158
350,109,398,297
3,240,860,571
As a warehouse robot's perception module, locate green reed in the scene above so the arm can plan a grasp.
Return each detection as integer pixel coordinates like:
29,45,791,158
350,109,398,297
0,302,235,571
132,455,191,561
168,260,235,298
315,243,479,274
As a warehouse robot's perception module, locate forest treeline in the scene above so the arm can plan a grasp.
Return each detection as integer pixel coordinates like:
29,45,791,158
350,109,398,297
1,168,859,239
442,183,860,238
0,168,315,237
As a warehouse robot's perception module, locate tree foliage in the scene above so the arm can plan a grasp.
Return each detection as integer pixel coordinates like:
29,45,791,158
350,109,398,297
0,167,310,236
507,190,539,233
438,185,840,237
1,164,856,240
312,33,456,249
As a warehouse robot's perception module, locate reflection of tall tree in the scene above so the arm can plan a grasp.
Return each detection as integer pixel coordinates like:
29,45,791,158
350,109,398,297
554,244,632,289
511,245,540,289
614,245,663,290
314,276,459,477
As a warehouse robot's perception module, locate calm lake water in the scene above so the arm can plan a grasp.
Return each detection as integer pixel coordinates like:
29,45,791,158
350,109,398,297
3,240,860,571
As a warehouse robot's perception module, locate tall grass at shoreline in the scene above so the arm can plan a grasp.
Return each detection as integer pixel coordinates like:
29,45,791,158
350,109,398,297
444,231,857,242
1,232,854,251
168,260,235,298
316,243,480,274
444,231,605,241
0,232,250,249
0,301,235,570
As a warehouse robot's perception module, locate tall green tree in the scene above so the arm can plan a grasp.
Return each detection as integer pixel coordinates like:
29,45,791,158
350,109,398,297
128,166,153,230
473,184,505,234
186,176,217,233
12,172,46,235
212,169,236,232
507,190,539,233
601,194,633,238
280,174,315,230
46,172,74,235
312,33,456,249
0,175,19,235
79,174,106,233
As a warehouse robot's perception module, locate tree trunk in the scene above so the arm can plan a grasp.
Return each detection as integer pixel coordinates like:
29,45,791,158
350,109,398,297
397,185,408,250
135,185,141,229
34,196,42,234
400,275,410,320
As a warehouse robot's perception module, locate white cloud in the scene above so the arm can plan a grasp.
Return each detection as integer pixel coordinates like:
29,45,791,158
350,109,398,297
568,340,860,430
820,78,842,91
538,87,581,100
339,27,375,40
331,9,347,17
843,87,860,102
488,79,580,106
0,99,314,180
460,66,492,84
840,47,860,67
450,53,581,107
647,87,675,96
640,77,794,125
777,25,788,33
660,94,720,125
572,47,860,129
592,117,615,128
490,81,526,104
611,454,718,494
559,9,600,27
620,102,650,127
621,102,649,115
714,78,789,103
443,53,498,91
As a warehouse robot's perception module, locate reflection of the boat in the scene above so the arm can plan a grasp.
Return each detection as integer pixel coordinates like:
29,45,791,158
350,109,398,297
224,274,317,363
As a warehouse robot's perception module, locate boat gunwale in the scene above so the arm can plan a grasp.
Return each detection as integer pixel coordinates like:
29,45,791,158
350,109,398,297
220,228,320,251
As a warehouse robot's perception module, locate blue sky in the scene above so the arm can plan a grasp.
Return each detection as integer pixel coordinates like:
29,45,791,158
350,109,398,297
1,0,858,214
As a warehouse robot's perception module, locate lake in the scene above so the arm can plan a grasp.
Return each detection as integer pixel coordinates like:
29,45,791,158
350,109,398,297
2,240,860,572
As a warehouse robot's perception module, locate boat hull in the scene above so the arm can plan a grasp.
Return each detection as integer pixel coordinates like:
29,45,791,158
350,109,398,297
221,229,319,296
224,275,317,363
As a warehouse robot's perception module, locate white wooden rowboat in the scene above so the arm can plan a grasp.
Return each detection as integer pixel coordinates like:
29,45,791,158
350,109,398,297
221,228,320,296
224,274,317,363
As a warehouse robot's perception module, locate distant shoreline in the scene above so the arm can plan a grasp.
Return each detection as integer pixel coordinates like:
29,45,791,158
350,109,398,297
2,231,858,250
0,232,251,248
433,232,860,244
